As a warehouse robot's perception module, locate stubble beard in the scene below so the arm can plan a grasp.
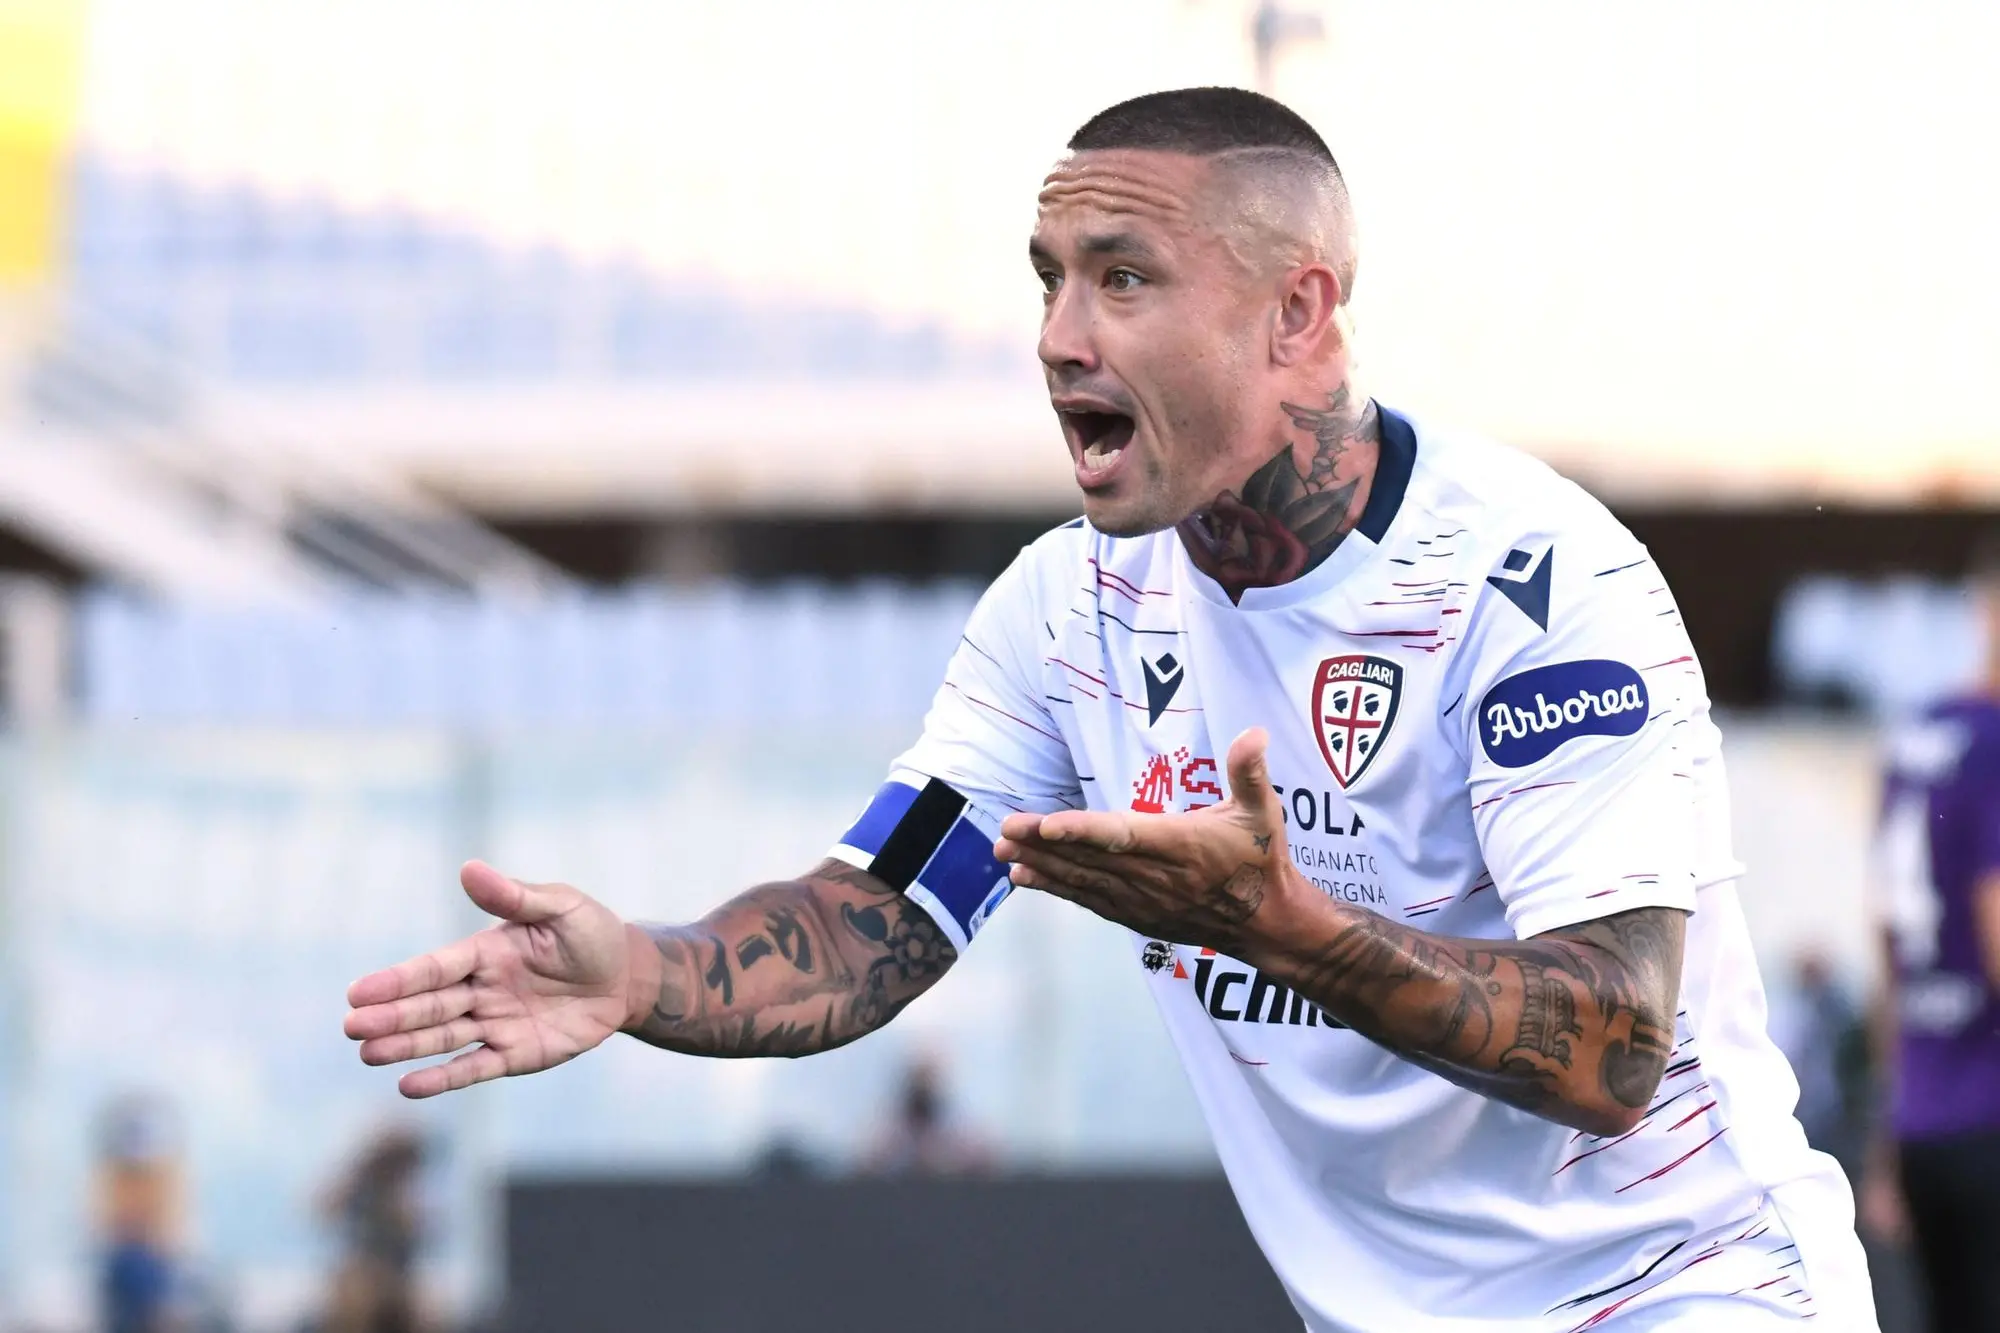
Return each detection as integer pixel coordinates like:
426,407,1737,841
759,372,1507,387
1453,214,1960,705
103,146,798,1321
1081,366,1256,537
1082,450,1193,537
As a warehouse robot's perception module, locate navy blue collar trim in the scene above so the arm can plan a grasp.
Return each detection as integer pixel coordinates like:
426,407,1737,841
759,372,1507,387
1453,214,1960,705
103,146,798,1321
1355,405,1417,544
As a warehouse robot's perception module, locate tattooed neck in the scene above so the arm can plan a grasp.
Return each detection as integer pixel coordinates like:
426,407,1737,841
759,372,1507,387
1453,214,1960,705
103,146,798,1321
1177,385,1379,603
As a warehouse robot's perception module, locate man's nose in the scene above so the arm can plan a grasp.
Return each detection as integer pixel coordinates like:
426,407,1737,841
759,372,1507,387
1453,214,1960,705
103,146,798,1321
1037,287,1099,375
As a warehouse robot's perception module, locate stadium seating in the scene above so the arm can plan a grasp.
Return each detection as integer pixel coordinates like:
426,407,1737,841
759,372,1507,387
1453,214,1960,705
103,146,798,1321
63,156,1020,385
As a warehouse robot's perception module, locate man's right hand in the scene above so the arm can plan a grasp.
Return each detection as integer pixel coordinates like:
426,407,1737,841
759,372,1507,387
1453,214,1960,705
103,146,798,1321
344,861,653,1099
346,857,958,1092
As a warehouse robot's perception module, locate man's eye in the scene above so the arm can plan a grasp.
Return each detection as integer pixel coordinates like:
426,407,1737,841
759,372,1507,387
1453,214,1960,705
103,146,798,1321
1037,269,1062,295
1106,268,1144,291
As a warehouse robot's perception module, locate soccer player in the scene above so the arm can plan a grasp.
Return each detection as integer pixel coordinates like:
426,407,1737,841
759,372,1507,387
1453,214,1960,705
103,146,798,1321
344,89,1876,1330
1862,540,2000,1329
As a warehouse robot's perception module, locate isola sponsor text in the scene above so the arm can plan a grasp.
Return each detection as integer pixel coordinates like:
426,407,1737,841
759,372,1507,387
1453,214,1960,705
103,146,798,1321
1287,845,1386,904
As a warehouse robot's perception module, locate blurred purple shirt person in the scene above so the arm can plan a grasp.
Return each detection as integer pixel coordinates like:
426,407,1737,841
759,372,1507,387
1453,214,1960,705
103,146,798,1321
1866,545,2000,1332
1877,697,2000,1141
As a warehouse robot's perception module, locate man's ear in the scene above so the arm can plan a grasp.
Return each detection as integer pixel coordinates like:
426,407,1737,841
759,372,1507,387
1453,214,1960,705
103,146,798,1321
1270,264,1343,368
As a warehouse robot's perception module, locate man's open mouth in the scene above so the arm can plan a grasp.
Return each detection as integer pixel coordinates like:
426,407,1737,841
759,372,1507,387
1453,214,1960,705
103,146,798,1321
1063,409,1136,478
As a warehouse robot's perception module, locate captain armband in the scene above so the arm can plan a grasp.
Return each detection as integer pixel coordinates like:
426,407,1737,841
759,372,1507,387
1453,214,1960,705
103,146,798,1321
830,773,1013,952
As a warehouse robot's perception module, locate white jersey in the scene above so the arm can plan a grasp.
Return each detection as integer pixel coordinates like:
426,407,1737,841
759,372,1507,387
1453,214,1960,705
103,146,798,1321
836,409,1875,1331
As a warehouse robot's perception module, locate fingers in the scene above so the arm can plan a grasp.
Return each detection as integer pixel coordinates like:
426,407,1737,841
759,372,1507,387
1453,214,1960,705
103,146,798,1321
398,1046,509,1100
460,861,577,925
1025,809,1142,853
1006,858,1081,901
998,811,1047,841
1005,857,1133,935
1224,727,1275,811
358,1017,484,1067
997,829,1140,878
1003,843,1116,898
344,982,476,1041
346,936,480,1008
349,865,571,1007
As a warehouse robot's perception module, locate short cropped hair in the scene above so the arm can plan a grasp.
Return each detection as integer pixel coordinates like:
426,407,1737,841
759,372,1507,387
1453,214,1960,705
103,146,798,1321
1068,88,1357,300
1069,86,1338,163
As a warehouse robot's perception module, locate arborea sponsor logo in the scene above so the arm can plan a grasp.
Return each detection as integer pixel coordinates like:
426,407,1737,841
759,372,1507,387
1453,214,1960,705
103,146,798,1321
1478,659,1649,768
1143,943,1348,1030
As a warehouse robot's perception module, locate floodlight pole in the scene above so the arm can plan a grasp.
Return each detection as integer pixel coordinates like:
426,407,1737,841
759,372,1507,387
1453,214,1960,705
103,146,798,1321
1250,0,1326,94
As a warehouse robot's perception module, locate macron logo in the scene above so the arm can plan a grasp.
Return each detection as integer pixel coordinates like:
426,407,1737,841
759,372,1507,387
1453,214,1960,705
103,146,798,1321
1142,652,1184,725
1487,546,1554,631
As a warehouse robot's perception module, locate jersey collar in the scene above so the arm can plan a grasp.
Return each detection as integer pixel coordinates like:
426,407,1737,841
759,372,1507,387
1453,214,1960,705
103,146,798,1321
1175,403,1419,612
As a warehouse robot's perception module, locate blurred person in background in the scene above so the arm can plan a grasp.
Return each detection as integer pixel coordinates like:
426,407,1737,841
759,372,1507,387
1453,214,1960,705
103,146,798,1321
1768,949,1869,1179
860,1056,994,1177
317,1127,428,1333
346,88,1876,1329
1861,538,2000,1329
95,1094,185,1333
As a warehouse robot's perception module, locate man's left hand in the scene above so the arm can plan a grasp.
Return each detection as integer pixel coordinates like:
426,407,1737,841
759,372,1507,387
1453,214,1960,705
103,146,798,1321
994,728,1306,955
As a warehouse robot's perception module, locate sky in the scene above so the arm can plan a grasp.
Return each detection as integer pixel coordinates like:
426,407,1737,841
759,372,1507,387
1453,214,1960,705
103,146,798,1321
67,0,2000,496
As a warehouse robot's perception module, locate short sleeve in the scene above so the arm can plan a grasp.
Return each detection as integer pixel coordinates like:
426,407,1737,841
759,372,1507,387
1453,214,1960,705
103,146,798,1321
890,549,1084,822
828,547,1083,951
1447,528,1714,939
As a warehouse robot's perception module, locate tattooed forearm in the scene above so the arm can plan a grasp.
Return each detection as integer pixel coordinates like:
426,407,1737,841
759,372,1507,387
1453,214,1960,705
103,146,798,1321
629,861,958,1059
767,906,815,973
1507,958,1582,1072
702,935,734,1007
1260,904,1686,1135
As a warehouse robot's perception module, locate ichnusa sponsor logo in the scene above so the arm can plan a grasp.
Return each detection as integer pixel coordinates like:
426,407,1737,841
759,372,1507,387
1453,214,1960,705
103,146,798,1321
1479,659,1649,768
1141,943,1350,1029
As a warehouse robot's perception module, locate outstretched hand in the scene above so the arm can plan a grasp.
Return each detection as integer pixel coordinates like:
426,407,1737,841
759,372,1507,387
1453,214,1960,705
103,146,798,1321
994,728,1303,955
343,862,645,1098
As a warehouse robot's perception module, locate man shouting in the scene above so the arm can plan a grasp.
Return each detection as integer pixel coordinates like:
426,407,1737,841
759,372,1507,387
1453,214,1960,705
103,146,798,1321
345,88,1874,1331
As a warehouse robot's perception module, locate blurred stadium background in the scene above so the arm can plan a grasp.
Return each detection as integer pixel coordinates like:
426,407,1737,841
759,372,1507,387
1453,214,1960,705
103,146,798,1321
0,1,1994,1329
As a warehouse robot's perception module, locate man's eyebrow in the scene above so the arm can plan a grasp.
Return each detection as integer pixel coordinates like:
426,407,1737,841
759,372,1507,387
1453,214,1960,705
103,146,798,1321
1079,232,1160,263
1025,233,1163,266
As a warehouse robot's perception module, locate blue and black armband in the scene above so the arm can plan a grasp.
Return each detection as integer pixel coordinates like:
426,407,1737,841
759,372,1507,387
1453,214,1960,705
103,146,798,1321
829,772,1013,953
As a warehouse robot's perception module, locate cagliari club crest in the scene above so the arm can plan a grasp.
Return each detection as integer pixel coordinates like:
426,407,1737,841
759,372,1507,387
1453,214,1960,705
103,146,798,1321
1311,654,1404,789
